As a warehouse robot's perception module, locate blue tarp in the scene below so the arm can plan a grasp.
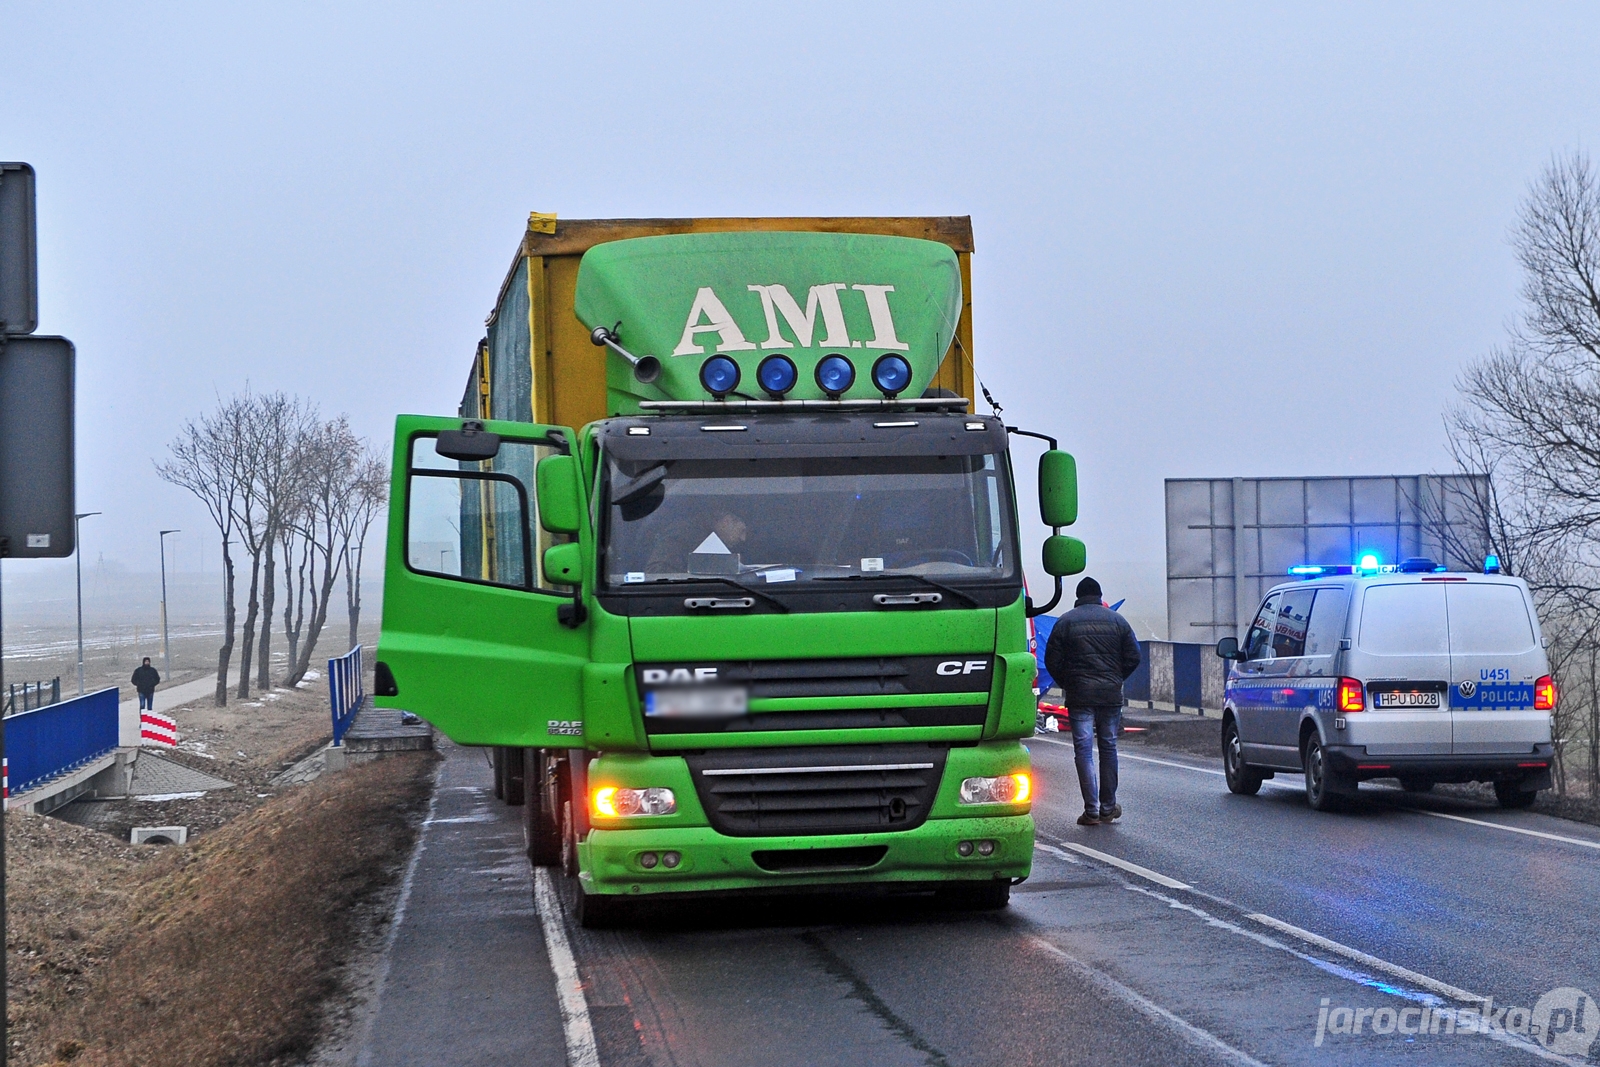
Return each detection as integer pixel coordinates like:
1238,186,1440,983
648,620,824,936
1033,614,1058,692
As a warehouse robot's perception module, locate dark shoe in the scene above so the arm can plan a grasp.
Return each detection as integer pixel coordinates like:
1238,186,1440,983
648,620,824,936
1100,804,1122,821
1076,811,1100,826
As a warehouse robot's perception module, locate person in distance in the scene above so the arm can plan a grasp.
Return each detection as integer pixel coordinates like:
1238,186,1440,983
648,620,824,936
1043,577,1142,825
132,657,161,712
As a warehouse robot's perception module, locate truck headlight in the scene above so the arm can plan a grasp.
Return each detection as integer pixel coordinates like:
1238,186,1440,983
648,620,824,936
958,774,1031,805
593,786,677,817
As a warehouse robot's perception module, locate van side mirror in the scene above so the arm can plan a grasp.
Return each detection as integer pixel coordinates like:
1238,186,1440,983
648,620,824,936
1042,535,1086,577
543,543,582,586
536,454,582,534
1039,451,1078,528
1216,636,1242,661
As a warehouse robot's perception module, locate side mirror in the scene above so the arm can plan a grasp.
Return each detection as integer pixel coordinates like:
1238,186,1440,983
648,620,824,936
1216,636,1242,661
1039,451,1078,528
1042,535,1086,577
537,454,582,534
543,543,582,586
436,423,501,461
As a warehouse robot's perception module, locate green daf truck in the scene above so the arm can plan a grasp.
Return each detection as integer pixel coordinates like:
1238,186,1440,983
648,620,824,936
375,215,1084,925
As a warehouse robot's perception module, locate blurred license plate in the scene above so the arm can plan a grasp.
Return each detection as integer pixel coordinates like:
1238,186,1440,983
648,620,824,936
644,687,749,717
1375,691,1440,708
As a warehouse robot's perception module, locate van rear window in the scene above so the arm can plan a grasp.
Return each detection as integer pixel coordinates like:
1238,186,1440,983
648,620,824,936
1359,584,1448,655
1446,584,1536,654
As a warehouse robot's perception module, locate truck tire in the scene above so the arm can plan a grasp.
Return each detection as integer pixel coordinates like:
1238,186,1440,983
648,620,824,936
575,887,626,929
936,881,1011,910
1303,735,1349,812
524,750,562,867
503,747,526,807
492,746,506,800
1222,721,1264,796
1494,779,1538,809
560,798,580,879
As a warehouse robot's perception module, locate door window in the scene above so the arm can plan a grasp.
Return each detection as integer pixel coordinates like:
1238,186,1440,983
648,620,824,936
405,435,557,591
1358,584,1448,654
1271,590,1316,658
1446,584,1537,654
1243,593,1280,659
1303,588,1350,657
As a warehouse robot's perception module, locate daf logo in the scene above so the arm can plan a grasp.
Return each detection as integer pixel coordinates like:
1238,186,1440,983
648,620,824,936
642,667,719,685
936,660,989,676
1458,680,1477,698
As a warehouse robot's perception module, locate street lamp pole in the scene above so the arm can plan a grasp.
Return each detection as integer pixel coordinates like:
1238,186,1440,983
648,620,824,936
159,529,180,680
74,512,101,695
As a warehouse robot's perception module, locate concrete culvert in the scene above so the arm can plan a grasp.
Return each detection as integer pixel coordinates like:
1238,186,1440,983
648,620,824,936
131,826,189,845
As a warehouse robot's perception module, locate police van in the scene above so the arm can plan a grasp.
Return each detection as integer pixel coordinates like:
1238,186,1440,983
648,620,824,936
1215,557,1557,812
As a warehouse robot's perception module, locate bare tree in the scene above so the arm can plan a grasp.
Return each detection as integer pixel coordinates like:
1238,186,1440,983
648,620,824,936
1445,150,1600,797
156,395,252,706
343,449,389,651
281,416,368,687
249,394,316,692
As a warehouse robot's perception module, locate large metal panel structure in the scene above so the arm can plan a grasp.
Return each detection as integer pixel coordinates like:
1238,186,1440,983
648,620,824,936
1166,474,1490,645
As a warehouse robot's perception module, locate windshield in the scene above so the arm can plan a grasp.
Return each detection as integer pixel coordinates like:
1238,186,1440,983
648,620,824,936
601,453,1018,588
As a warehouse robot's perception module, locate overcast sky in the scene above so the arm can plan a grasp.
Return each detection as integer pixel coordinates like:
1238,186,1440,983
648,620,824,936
7,3,1600,634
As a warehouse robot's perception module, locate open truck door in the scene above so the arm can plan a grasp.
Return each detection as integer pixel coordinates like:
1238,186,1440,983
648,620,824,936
374,415,589,746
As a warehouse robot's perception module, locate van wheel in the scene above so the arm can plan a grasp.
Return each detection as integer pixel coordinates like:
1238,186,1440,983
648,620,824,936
1303,736,1348,812
1494,780,1538,809
1222,721,1264,795
1399,777,1434,794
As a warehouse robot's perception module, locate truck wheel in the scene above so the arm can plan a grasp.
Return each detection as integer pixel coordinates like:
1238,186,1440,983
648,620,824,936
575,888,626,929
1303,736,1348,812
1222,721,1264,796
524,750,562,867
503,747,526,807
1399,777,1434,794
1494,779,1538,809
492,746,506,800
560,798,580,878
936,882,1011,910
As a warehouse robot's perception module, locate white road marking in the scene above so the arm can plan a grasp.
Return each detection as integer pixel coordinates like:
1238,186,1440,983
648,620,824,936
1060,841,1192,890
1032,734,1226,776
533,868,600,1067
1243,912,1485,1005
1408,807,1600,851
1029,938,1271,1067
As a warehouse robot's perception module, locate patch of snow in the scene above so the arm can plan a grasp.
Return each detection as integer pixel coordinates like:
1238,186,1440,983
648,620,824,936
134,791,206,802
302,670,321,680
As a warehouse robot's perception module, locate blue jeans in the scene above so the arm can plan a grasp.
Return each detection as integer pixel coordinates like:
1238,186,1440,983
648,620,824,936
138,691,154,711
1069,706,1120,814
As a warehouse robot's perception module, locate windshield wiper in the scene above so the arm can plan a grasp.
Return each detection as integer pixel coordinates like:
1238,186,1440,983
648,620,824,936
815,572,979,608
646,575,790,613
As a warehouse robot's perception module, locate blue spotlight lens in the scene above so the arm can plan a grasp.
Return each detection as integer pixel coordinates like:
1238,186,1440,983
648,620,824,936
870,354,912,395
699,356,741,397
815,355,856,397
756,355,798,396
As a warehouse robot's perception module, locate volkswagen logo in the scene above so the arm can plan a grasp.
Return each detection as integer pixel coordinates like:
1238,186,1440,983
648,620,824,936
1458,680,1477,698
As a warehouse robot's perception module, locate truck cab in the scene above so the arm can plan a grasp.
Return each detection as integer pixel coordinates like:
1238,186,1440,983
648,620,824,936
375,218,1085,923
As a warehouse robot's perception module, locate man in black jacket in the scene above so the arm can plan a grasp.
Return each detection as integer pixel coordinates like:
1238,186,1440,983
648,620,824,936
1043,577,1142,825
131,657,161,711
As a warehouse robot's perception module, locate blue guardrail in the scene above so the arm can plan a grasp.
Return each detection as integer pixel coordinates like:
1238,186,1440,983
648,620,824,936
5,687,119,795
329,644,366,746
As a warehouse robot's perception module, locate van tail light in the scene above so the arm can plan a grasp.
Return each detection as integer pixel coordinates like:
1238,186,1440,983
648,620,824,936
1534,676,1557,711
1337,677,1365,712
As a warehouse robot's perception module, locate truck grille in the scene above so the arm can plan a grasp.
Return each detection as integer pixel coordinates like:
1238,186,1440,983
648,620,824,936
683,744,948,837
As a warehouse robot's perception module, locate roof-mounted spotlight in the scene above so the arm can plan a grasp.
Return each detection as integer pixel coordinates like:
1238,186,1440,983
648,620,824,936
870,354,912,397
699,355,741,398
814,354,855,399
756,355,798,397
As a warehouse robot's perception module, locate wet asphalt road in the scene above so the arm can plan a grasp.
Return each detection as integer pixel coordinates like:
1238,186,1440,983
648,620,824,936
358,736,1600,1066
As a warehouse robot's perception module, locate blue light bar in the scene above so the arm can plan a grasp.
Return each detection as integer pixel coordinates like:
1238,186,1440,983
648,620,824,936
1289,564,1355,578
1484,553,1501,575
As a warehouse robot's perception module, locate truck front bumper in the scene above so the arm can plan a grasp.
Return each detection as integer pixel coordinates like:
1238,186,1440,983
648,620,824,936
578,814,1033,897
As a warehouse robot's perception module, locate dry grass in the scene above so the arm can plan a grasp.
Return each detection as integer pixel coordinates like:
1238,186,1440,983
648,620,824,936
10,752,436,1067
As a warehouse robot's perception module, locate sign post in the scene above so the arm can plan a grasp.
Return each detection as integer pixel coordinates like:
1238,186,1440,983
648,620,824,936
1,161,73,1067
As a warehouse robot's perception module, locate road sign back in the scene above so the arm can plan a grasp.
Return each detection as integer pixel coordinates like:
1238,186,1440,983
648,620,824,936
0,336,75,557
0,164,38,336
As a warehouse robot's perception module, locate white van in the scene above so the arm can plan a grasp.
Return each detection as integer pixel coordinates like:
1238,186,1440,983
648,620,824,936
1215,561,1556,811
